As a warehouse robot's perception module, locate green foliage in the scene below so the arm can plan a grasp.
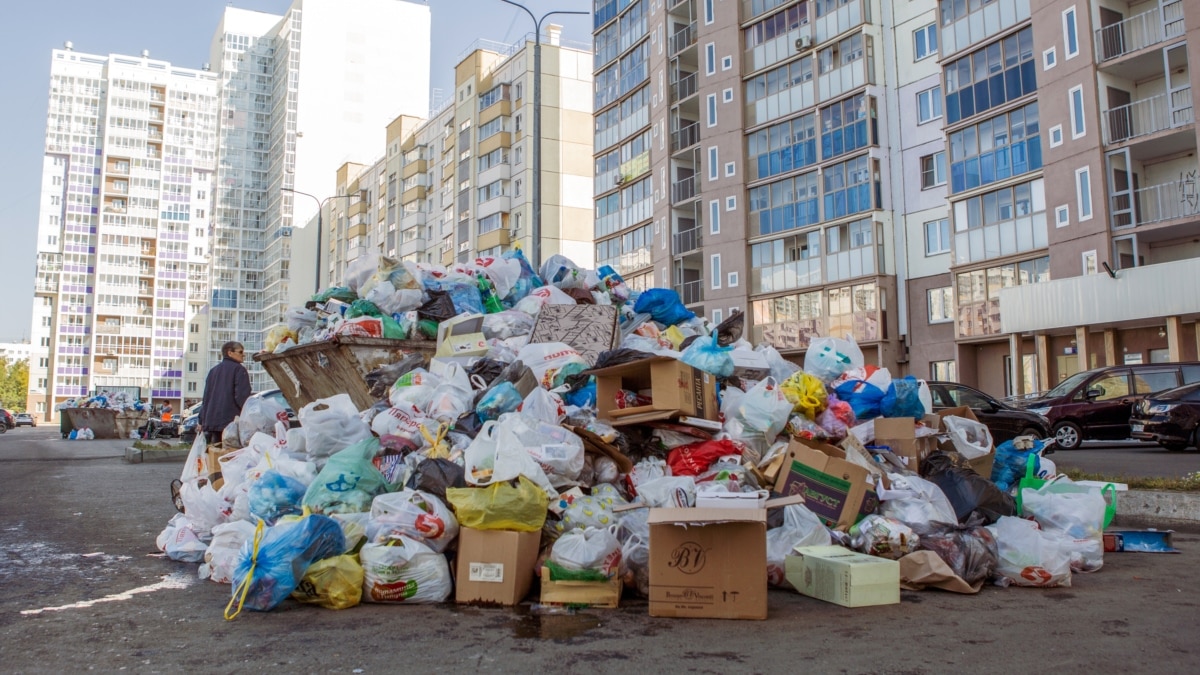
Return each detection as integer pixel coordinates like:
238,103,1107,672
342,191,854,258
0,359,29,412
1061,467,1200,492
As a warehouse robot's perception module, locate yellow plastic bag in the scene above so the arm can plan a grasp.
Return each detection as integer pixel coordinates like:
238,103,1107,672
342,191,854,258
264,325,298,352
445,476,549,532
782,371,828,419
291,554,364,610
662,325,686,350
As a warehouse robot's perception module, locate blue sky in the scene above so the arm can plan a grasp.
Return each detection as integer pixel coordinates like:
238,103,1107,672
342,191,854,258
0,0,591,341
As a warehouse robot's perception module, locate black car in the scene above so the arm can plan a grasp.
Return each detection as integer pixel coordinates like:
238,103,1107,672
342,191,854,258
1129,382,1200,452
927,381,1051,444
0,409,14,429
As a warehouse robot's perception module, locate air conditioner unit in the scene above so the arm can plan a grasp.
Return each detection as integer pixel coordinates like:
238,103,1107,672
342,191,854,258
795,34,814,51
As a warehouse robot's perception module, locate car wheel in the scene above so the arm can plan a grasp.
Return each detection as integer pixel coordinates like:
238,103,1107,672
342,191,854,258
1054,421,1083,450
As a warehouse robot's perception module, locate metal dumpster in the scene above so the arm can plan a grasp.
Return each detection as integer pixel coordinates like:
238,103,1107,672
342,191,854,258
253,336,435,413
60,408,120,439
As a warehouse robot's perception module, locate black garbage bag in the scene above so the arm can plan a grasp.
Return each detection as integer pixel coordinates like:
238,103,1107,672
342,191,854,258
466,358,508,390
364,352,426,400
908,514,999,587
417,290,457,324
592,348,657,370
920,451,1015,524
714,309,745,347
405,458,466,502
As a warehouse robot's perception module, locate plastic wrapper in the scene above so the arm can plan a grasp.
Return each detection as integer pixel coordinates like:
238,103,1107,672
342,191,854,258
725,377,793,452
816,394,855,440
921,451,1016,524
360,537,453,603
766,504,832,588
878,473,959,528
227,515,345,614
389,368,442,410
849,515,919,560
943,415,993,460
481,310,535,340
247,470,307,525
291,554,364,610
445,476,549,532
302,437,389,515
782,371,828,419
495,413,585,487
157,513,209,563
364,353,425,401
911,515,999,588
985,516,1071,588
679,333,734,378
547,526,622,579
755,343,801,382
634,475,696,508
881,375,927,418
475,381,522,423
298,394,373,468
367,489,459,553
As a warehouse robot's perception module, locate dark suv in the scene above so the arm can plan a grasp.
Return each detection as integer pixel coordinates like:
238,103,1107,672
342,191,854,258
927,381,1050,444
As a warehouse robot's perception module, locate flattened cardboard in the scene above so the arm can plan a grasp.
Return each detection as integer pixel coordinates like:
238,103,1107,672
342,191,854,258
591,356,718,426
648,508,768,620
774,440,879,531
538,567,622,608
455,528,541,606
694,490,769,509
529,304,620,366
568,424,635,474
786,545,900,607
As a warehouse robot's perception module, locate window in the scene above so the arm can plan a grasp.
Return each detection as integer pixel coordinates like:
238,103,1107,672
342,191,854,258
706,94,718,127
1043,47,1057,70
514,179,523,197
749,172,821,236
704,0,714,24
710,254,722,289
478,213,503,235
823,155,875,219
722,56,732,71
921,152,946,188
724,162,736,177
820,93,873,160
746,112,817,180
712,308,723,324
705,43,716,75
917,86,942,124
514,146,523,165
709,200,720,234
187,362,198,372
514,115,523,133
708,147,719,181
728,272,739,288
1069,85,1085,138
943,27,1035,125
1076,167,1092,221
1049,125,1063,147
189,342,198,353
914,23,938,60
726,196,737,211
188,382,197,393
1056,204,1070,227
189,323,198,334
931,360,957,381
723,88,733,103
478,116,505,141
1063,7,1079,59
1082,250,1097,275
947,102,1042,193
955,257,1049,337
924,218,950,255
928,287,953,323
477,180,505,202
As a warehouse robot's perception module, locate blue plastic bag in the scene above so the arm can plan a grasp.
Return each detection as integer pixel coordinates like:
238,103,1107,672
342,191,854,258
248,470,308,525
991,438,1052,492
833,379,886,421
680,334,734,378
633,288,695,327
563,380,597,408
427,279,484,316
226,515,345,615
476,382,522,423
502,247,544,305
303,437,389,515
881,376,925,418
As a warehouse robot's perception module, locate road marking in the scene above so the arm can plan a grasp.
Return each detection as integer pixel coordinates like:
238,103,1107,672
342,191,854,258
20,572,196,616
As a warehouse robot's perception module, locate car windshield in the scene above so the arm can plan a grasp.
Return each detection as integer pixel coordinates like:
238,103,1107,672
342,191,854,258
1155,382,1200,401
1043,371,1093,398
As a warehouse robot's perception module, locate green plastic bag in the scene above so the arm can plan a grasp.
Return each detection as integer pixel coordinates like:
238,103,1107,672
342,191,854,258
303,437,389,515
445,476,549,532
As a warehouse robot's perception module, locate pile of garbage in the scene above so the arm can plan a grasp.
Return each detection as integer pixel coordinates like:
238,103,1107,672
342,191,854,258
56,391,146,413
158,248,1119,618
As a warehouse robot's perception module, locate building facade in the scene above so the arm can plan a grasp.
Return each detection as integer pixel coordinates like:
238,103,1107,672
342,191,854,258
27,47,220,420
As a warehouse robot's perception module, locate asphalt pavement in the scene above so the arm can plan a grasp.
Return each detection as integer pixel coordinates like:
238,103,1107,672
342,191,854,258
1052,441,1200,479
1,427,1198,673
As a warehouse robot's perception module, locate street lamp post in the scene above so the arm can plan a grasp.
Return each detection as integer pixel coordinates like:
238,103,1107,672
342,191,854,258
280,187,353,294
498,1,588,271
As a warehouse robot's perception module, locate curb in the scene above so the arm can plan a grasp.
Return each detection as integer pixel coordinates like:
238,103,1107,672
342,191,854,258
1114,489,1200,527
123,446,190,464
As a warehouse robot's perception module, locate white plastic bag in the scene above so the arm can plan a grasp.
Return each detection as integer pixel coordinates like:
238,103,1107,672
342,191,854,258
238,395,288,447
986,516,1072,587
766,504,832,588
517,342,589,389
426,363,474,423
755,343,801,382
1021,482,1107,572
803,336,864,382
462,419,558,497
520,387,566,424
360,537,453,603
298,394,373,467
367,489,459,553
878,473,958,527
495,413,584,486
342,251,379,292
476,256,521,299
617,509,651,597
156,513,209,563
943,415,993,460
726,377,793,442
199,520,258,583
178,481,231,534
513,285,577,315
370,404,426,447
635,475,696,508
548,526,622,577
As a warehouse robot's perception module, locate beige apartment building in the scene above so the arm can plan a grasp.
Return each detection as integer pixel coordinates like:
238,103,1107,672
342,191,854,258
320,35,594,285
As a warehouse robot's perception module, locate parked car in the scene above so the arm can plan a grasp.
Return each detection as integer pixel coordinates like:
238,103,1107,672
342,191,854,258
1128,382,1200,452
14,413,36,427
0,409,14,429
926,381,1050,445
1012,362,1200,450
180,407,201,444
179,390,297,444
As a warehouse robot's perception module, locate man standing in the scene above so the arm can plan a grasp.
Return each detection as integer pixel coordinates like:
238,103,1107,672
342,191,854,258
199,341,251,444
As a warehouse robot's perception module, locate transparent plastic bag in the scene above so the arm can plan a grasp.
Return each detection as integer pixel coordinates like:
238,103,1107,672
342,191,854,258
1021,482,1109,573
548,525,622,578
200,520,258,583
247,470,308,525
986,516,1072,588
943,415,993,460
804,336,864,382
298,394,373,467
476,382,522,423
367,489,459,553
156,513,209,563
881,375,927,418
226,515,346,616
726,377,793,444
878,473,959,527
679,334,734,378
302,437,388,515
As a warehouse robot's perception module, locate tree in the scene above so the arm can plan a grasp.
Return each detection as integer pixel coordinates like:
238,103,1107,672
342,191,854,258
0,359,30,412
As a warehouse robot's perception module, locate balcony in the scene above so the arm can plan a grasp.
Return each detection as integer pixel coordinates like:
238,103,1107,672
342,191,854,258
399,237,426,258
673,227,702,256
1104,89,1194,146
669,22,697,57
671,72,697,102
1111,179,1200,230
1095,2,1185,64
675,279,703,306
671,123,700,153
671,176,697,204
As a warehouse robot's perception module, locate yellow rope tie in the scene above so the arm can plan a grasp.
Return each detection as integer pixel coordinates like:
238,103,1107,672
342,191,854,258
224,519,265,620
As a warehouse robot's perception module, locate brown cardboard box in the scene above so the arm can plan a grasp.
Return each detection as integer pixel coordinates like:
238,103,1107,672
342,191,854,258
455,528,541,606
932,406,996,477
203,445,234,490
591,356,718,426
538,567,622,608
872,417,940,472
774,440,880,531
648,508,768,620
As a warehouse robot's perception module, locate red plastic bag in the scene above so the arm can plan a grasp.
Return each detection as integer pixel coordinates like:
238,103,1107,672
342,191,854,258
667,439,742,477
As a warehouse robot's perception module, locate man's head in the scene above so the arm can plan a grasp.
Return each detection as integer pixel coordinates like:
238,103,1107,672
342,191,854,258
222,341,246,363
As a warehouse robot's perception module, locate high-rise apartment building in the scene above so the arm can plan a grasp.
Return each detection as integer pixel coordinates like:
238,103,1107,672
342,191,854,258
321,36,594,286
28,47,220,420
208,0,431,391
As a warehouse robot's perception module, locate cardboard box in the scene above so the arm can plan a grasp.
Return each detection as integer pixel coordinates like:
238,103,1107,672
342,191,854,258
204,445,234,490
774,440,880,531
873,417,940,471
730,350,770,381
786,545,900,608
455,528,541,606
932,406,996,477
591,356,718,426
436,315,488,357
538,567,622,608
648,508,768,620
694,490,769,509
528,304,619,367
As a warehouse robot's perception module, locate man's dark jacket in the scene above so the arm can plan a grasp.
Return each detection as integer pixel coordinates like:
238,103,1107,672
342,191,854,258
199,358,251,433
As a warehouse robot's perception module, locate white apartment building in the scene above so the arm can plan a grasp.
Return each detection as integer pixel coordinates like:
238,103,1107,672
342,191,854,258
27,47,220,421
207,0,431,391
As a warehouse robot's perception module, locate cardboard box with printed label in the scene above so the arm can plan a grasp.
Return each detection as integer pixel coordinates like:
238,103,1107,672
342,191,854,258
785,545,900,608
730,349,770,381
538,567,623,608
648,508,768,620
435,315,488,358
872,417,940,472
204,445,234,491
590,356,718,426
773,440,880,531
455,528,541,606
